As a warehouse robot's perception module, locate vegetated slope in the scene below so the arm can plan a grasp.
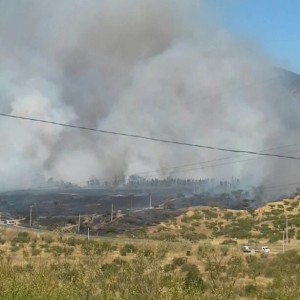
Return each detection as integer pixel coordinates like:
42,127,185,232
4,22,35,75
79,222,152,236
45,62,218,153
146,196,300,243
1,212,300,299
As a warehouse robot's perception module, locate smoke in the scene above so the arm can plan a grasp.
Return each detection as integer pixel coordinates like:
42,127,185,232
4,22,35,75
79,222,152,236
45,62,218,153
0,0,299,191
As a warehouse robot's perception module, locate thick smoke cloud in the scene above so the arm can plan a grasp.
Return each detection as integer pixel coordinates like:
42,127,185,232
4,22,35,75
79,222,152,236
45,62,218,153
0,0,299,190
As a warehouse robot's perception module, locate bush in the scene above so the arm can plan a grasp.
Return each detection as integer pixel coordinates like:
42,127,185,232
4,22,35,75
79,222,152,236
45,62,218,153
10,245,20,252
120,243,138,256
172,257,188,267
289,218,300,228
268,233,282,243
51,245,64,258
42,235,53,244
101,258,128,273
31,248,41,256
151,232,178,242
139,249,154,258
224,212,234,221
182,231,207,241
221,239,237,245
164,263,176,272
17,232,30,243
244,284,257,296
202,210,218,219
66,237,81,246
183,264,205,290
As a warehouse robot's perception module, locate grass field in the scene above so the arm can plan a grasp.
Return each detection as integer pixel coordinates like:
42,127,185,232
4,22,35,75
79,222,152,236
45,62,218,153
0,197,299,299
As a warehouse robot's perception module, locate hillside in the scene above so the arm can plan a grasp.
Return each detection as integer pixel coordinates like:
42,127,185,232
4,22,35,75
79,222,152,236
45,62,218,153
146,196,300,244
0,198,300,299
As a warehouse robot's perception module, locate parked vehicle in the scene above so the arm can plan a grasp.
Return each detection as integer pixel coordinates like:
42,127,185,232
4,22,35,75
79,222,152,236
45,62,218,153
261,246,270,253
4,220,15,225
241,246,252,253
255,246,270,253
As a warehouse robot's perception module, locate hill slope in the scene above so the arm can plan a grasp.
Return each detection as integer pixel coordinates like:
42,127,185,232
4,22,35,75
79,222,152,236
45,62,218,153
146,196,300,243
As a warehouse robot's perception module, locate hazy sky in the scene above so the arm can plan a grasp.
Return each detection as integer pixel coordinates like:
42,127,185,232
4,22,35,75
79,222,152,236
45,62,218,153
0,0,299,190
207,0,300,74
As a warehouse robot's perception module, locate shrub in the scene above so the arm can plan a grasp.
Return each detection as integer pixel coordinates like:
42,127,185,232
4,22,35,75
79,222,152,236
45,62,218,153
101,258,128,273
10,245,20,252
290,200,299,208
41,234,53,244
31,248,41,256
17,232,30,243
172,257,188,267
51,245,64,258
182,231,207,241
244,284,257,296
183,264,205,290
139,249,154,258
151,232,177,242
120,243,138,256
224,212,236,221
202,210,218,219
164,263,176,272
268,233,282,243
96,241,116,254
66,237,81,246
221,239,237,245
289,218,300,228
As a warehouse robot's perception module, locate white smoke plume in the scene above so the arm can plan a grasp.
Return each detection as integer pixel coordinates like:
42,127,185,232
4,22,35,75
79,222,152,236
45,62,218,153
0,0,299,190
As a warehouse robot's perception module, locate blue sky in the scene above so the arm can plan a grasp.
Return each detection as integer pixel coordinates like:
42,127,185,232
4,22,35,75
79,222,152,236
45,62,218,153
206,0,300,74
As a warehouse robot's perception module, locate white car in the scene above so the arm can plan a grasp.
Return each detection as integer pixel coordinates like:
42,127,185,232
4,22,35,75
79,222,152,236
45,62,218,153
241,246,252,253
261,246,270,253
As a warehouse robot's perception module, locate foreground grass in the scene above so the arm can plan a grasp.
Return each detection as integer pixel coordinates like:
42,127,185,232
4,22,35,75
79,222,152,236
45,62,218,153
0,228,299,299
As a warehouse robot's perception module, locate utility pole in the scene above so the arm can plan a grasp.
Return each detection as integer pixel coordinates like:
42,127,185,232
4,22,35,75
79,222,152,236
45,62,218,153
29,205,33,227
87,227,90,241
149,193,152,209
78,214,81,233
111,203,114,222
283,230,285,253
286,215,289,244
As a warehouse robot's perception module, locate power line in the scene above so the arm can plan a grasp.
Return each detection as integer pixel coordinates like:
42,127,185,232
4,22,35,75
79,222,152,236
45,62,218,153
40,145,300,187
130,143,300,177
136,149,300,180
263,182,300,190
1,112,300,161
76,144,300,185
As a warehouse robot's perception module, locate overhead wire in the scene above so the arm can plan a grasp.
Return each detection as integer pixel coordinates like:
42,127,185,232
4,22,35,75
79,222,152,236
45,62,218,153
129,142,300,178
54,147,300,188
1,113,300,161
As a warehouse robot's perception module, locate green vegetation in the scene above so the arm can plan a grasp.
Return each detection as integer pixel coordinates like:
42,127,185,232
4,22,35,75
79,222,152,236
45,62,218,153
0,227,299,299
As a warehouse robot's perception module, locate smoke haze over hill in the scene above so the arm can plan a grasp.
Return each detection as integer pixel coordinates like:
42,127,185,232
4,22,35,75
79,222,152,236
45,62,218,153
0,0,299,191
